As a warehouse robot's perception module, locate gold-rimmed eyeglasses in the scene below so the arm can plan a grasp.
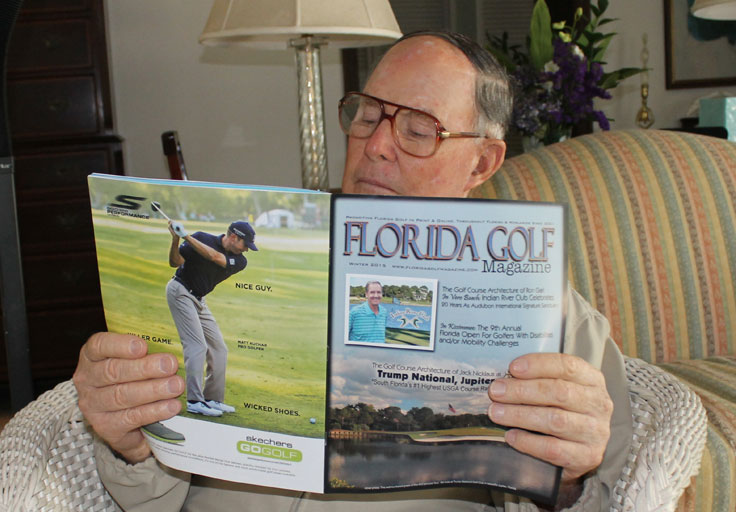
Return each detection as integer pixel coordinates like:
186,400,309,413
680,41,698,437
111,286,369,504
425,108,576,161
338,92,488,157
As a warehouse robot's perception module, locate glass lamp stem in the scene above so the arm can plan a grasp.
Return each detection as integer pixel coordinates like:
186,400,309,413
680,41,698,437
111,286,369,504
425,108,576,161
292,36,329,190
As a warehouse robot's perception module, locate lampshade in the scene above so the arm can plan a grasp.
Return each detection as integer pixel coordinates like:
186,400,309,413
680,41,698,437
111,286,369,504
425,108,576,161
691,0,736,20
200,0,402,49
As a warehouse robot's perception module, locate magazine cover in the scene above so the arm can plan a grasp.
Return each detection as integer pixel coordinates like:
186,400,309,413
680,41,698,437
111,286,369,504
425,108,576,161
326,195,567,503
89,175,567,501
89,174,331,492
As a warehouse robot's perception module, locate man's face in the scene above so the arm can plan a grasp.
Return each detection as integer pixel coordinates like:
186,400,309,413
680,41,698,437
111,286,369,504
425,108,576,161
341,36,505,198
223,233,248,254
365,283,383,307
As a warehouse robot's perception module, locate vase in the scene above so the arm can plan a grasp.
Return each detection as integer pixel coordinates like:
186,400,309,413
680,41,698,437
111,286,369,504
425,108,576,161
522,126,572,152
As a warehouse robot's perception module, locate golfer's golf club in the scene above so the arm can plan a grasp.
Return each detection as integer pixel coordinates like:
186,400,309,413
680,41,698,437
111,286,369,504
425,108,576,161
151,201,171,221
151,201,187,237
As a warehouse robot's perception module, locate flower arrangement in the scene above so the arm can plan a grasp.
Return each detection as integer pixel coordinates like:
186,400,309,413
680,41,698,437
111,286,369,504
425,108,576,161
487,0,643,147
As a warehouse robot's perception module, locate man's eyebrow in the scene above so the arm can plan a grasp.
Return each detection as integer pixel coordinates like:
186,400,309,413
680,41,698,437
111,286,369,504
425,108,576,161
368,92,439,118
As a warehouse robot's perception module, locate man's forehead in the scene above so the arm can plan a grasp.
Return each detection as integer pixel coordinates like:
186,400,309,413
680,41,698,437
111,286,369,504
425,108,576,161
363,36,476,119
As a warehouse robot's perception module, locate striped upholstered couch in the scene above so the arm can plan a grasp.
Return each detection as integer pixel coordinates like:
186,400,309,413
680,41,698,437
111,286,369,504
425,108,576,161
471,129,736,510
0,129,729,510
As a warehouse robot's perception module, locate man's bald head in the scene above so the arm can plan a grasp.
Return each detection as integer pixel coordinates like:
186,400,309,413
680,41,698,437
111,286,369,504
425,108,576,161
390,31,513,140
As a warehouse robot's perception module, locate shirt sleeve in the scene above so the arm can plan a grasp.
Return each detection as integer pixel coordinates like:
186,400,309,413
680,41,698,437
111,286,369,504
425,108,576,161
493,287,632,512
95,436,191,512
178,240,194,260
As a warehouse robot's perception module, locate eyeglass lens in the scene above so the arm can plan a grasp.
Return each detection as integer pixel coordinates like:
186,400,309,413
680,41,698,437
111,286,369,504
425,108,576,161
340,94,439,157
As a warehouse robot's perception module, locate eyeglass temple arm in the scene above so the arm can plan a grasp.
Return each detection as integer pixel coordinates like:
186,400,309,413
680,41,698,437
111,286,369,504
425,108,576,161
439,131,487,139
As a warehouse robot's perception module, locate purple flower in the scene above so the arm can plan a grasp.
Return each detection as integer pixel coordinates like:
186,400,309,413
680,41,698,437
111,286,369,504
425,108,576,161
509,38,612,140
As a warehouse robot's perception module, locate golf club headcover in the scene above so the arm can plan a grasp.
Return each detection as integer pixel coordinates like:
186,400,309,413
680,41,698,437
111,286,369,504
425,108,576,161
172,221,188,238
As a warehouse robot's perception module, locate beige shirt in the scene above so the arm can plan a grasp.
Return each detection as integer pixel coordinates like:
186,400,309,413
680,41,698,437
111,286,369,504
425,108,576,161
96,288,631,512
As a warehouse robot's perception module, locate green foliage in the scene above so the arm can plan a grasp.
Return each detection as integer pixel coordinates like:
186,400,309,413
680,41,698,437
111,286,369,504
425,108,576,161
328,403,499,433
489,0,644,90
329,478,355,489
529,0,553,70
348,284,433,305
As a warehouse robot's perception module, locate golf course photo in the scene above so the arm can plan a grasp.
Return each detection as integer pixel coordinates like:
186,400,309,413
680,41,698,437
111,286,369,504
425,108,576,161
90,178,330,439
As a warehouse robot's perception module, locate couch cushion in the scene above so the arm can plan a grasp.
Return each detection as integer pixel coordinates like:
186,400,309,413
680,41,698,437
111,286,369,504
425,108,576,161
471,130,736,363
657,356,736,510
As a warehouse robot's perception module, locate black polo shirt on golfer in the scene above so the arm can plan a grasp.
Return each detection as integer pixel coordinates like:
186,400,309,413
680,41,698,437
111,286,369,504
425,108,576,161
174,232,247,299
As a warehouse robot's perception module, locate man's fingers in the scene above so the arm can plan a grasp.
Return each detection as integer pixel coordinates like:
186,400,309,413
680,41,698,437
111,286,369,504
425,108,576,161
81,332,148,363
88,399,183,463
81,352,179,388
91,399,182,439
488,402,609,444
508,353,605,387
80,375,184,414
488,377,613,417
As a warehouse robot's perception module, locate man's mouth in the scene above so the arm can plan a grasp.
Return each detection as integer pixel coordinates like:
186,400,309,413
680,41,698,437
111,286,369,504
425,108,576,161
352,177,398,195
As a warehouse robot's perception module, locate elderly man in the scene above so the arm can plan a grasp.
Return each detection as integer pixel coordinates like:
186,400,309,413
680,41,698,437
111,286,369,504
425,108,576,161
73,31,630,511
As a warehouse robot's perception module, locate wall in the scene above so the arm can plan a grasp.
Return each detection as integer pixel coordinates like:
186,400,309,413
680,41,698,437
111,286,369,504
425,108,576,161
104,0,346,188
604,0,735,131
105,1,734,189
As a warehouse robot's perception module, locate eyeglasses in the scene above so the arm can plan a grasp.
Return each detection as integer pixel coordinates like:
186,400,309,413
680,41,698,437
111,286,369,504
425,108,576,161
338,92,488,157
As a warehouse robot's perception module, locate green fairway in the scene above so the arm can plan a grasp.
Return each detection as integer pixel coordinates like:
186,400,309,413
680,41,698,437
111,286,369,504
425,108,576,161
93,212,329,438
385,327,430,347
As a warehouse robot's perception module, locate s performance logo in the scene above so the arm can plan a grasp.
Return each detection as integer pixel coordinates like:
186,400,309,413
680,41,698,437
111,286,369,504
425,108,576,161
106,195,150,219
237,440,302,462
110,195,146,210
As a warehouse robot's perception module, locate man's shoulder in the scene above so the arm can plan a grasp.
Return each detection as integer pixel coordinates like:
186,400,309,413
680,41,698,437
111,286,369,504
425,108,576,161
352,301,369,313
188,231,219,247
232,253,247,270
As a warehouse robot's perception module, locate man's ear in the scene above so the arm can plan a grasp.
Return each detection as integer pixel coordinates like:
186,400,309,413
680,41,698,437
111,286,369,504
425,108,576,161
463,139,506,195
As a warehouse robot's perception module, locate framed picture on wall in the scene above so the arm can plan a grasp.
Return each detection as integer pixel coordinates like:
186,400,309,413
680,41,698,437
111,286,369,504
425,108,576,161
664,0,736,88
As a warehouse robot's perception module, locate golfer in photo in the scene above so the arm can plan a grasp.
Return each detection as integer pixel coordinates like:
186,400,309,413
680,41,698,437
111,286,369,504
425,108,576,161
166,218,258,417
348,280,387,343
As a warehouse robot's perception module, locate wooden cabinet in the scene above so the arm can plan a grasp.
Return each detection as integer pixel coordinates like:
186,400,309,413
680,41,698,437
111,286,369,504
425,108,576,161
1,0,123,382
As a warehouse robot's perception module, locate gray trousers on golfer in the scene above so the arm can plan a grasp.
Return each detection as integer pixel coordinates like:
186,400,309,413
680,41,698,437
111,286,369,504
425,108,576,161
166,279,227,403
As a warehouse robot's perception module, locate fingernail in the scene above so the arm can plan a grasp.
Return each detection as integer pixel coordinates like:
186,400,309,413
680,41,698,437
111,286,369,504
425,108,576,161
167,399,181,413
167,377,181,394
160,356,175,373
490,380,506,397
505,429,517,444
511,358,528,374
491,403,505,420
130,338,145,355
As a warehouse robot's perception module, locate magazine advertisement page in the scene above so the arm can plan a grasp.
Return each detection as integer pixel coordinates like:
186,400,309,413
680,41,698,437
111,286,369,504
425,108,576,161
88,174,330,493
327,195,567,503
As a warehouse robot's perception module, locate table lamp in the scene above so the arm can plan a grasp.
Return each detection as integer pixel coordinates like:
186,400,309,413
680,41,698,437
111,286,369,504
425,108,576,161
691,0,736,19
199,0,402,190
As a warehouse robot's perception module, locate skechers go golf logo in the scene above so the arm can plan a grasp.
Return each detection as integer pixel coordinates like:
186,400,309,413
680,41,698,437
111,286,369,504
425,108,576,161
237,441,302,462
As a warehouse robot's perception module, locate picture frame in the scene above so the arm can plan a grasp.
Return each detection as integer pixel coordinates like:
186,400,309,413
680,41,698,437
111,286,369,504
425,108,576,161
664,0,736,89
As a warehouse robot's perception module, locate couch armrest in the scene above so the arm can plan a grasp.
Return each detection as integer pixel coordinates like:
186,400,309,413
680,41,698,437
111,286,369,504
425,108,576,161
612,358,707,511
0,380,118,512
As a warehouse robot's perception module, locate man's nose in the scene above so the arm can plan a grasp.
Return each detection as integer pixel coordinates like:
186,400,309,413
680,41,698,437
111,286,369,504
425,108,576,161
364,117,397,161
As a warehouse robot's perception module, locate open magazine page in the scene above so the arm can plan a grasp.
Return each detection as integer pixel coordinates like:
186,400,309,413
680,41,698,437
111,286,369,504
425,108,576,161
327,195,567,503
88,174,330,493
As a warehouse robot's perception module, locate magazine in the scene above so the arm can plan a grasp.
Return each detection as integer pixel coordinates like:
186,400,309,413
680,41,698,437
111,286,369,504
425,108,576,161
88,174,567,503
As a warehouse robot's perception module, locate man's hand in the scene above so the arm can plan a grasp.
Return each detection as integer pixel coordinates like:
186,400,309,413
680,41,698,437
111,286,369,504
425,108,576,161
487,353,613,487
73,332,185,463
171,221,188,238
168,220,187,239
